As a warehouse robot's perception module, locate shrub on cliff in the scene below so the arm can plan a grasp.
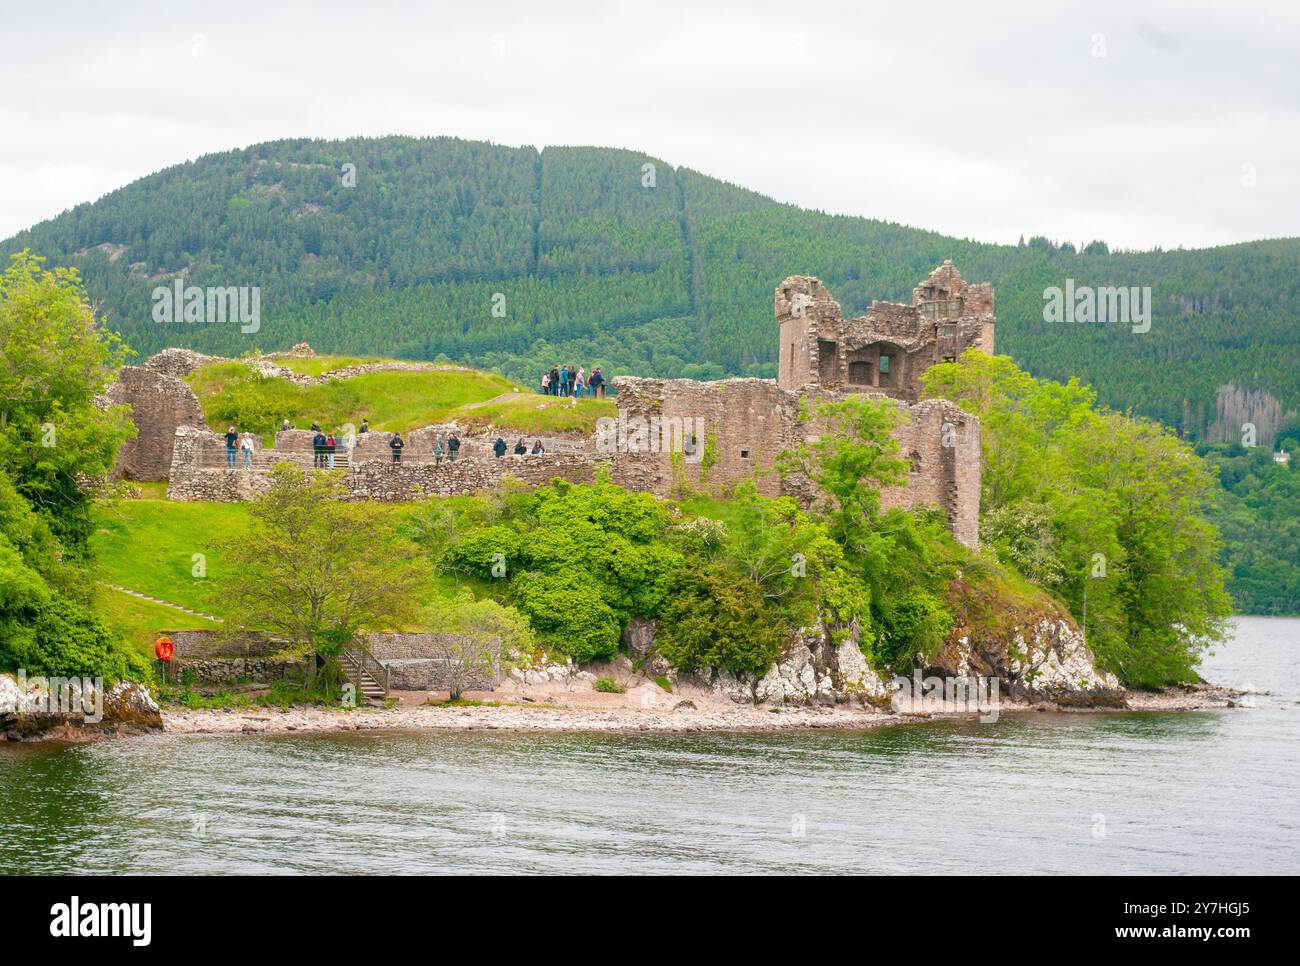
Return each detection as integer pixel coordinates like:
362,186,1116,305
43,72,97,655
655,564,787,675
510,569,622,663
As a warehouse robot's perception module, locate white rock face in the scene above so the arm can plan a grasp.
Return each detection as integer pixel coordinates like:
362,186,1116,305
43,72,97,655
1006,619,1119,696
0,673,21,714
833,638,891,700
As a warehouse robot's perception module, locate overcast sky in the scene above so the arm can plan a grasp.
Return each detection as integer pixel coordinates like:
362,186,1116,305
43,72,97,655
1,0,1296,250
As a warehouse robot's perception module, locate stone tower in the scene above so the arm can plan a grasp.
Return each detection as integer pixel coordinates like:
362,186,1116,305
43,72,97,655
775,260,995,403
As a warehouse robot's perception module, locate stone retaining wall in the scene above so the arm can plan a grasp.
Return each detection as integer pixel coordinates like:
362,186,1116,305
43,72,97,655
166,629,499,690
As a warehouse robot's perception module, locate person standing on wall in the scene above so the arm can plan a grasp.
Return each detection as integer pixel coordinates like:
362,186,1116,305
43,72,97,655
434,435,445,465
493,437,507,458
513,438,526,455
448,433,461,462
389,433,404,463
326,431,337,469
312,429,327,468
589,367,605,399
239,432,255,468
225,426,239,468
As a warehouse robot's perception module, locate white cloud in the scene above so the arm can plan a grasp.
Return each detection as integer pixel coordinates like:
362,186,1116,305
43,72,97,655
1,0,1296,248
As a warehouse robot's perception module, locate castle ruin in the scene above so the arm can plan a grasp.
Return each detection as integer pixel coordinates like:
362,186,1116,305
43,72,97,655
103,262,991,547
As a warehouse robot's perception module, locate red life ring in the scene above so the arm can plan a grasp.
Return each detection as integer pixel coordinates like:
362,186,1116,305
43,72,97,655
155,637,174,662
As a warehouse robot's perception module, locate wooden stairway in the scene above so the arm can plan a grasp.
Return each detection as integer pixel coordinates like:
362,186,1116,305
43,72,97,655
338,643,389,702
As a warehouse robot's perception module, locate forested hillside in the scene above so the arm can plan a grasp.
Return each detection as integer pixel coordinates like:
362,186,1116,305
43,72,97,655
5,135,1298,442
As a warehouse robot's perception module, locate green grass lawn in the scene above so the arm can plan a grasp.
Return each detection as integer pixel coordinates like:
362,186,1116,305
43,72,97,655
450,394,616,434
95,585,218,657
90,496,469,652
91,498,249,614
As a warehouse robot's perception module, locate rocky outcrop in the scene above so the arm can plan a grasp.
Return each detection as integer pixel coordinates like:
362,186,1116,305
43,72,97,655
929,615,1122,706
684,623,892,707
0,675,162,741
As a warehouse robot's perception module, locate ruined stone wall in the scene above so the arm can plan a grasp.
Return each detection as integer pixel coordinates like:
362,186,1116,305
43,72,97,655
611,378,981,547
102,366,208,480
875,398,981,548
611,376,801,499
168,425,605,502
776,260,996,403
142,347,217,379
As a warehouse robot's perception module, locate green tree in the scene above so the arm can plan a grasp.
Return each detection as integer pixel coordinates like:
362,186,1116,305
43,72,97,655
923,350,1232,685
218,465,425,688
0,251,133,553
778,395,908,548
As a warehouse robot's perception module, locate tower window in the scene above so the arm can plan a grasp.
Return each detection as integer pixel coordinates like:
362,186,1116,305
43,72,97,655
879,354,891,373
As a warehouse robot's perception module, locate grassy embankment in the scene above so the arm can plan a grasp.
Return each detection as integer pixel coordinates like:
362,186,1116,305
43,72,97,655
185,356,615,441
91,496,448,655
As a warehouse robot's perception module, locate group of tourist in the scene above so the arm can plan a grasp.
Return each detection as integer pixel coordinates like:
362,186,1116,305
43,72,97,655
222,418,556,470
223,427,257,468
541,365,606,398
492,437,546,457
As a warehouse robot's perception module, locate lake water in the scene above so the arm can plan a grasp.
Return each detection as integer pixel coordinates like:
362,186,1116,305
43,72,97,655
2,616,1297,875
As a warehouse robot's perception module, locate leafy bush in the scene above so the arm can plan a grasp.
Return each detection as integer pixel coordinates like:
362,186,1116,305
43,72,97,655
510,569,622,663
592,676,625,694
656,564,787,675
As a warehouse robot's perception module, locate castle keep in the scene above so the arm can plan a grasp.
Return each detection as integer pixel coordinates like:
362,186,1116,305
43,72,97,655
777,260,994,402
104,262,990,547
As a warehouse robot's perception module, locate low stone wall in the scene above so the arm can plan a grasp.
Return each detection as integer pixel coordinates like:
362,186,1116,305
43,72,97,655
169,426,605,502
181,658,304,684
168,629,285,659
166,630,499,690
383,658,498,692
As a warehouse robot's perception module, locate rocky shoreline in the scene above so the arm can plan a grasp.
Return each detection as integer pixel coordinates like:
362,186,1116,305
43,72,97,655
156,682,1241,738
3,664,1243,742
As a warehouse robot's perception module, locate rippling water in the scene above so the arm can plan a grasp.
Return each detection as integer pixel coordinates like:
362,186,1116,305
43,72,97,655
2,617,1297,874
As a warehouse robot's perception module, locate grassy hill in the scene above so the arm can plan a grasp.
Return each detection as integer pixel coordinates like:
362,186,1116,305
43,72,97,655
186,354,615,439
5,135,1298,443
